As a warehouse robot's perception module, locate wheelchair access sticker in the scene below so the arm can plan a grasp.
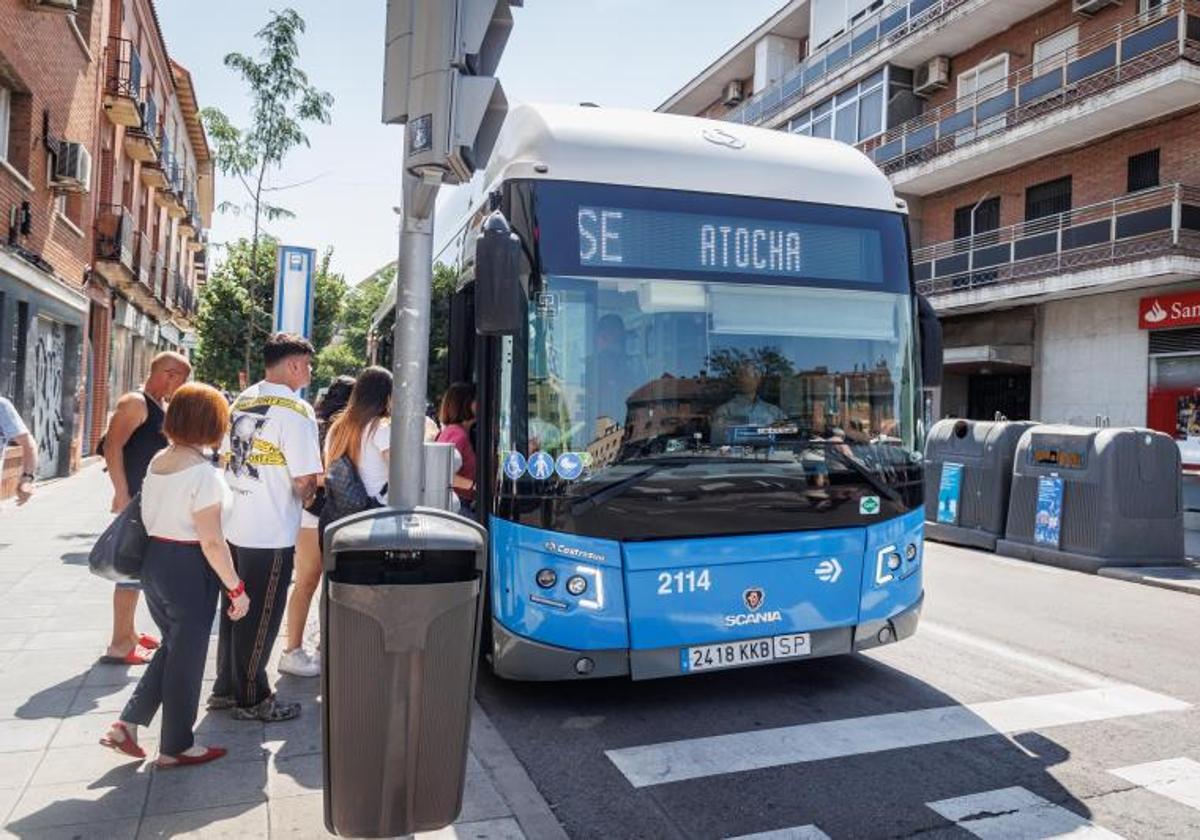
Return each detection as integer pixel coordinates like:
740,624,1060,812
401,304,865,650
503,451,527,480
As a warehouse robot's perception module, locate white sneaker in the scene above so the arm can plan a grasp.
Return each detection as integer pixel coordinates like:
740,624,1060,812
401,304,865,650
278,647,321,677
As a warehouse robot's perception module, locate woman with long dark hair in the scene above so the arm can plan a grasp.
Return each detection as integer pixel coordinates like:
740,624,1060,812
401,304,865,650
436,382,477,509
278,375,356,678
326,367,394,505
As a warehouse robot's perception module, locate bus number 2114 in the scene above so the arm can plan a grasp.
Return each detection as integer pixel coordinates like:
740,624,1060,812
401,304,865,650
657,569,712,595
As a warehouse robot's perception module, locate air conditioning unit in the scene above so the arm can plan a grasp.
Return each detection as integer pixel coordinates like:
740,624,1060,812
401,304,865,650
51,141,92,193
722,80,745,107
1072,0,1119,15
914,56,950,97
28,0,77,11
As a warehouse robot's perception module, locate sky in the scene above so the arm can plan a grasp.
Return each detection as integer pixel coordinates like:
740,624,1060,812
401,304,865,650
156,0,785,285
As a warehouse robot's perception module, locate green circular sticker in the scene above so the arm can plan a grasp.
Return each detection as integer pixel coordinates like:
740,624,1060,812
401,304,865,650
859,496,880,515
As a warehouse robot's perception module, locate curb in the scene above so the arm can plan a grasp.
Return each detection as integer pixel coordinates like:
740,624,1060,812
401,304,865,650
471,701,568,840
1097,565,1200,597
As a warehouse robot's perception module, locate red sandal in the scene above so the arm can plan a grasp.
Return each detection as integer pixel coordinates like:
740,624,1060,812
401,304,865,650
99,722,146,759
156,746,227,769
98,646,152,666
138,634,160,650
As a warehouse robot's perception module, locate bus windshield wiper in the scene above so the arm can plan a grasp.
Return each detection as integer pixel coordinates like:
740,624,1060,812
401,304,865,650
568,463,665,516
818,443,902,505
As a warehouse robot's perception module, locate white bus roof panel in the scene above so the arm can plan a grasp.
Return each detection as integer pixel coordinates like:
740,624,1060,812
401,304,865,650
485,104,902,215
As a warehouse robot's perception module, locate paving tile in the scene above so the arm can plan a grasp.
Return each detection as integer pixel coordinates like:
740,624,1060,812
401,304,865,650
267,753,321,800
143,758,266,816
67,683,137,717
456,755,511,825
0,689,74,722
137,802,269,839
4,773,150,830
419,818,526,840
0,636,30,654
23,632,107,652
29,743,153,788
0,817,140,839
48,712,117,749
0,750,40,790
0,719,60,753
261,715,320,760
265,792,332,838
80,666,142,688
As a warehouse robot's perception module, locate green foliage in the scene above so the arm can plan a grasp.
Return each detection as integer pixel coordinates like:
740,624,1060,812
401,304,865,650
313,342,361,392
340,264,395,366
194,237,346,392
428,262,459,402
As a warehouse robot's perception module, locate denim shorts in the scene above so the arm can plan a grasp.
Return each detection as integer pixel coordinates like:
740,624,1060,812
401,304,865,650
115,580,143,590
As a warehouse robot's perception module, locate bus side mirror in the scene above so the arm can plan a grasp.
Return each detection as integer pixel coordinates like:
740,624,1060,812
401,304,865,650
917,294,943,388
475,210,525,336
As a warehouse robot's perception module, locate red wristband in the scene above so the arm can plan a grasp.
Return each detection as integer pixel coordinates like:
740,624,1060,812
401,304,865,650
227,580,245,600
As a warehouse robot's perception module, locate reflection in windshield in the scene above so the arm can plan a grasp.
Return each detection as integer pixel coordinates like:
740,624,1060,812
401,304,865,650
520,276,917,481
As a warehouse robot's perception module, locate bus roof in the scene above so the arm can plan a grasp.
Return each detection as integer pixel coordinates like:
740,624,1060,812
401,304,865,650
484,103,903,215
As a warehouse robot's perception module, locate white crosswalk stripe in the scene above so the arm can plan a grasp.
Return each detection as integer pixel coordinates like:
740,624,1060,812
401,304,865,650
724,827,831,840
1110,757,1200,812
926,786,1125,839
605,684,1189,788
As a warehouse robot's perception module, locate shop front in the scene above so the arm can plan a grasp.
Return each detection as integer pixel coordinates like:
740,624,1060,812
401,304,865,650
1143,288,1200,468
108,298,161,412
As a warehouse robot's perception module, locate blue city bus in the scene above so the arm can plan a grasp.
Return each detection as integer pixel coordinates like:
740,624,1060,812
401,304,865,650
445,104,941,680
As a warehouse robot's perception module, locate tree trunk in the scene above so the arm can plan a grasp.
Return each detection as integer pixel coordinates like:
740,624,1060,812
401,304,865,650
244,162,268,384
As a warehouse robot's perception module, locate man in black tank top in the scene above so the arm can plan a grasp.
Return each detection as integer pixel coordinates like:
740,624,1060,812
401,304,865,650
100,352,192,664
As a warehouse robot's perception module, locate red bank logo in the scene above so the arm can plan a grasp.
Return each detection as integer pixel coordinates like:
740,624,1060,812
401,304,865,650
1143,300,1168,324
1139,292,1200,329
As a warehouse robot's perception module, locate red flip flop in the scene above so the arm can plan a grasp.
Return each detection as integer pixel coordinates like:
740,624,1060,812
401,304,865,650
138,634,160,650
156,747,226,769
99,647,152,666
100,722,146,759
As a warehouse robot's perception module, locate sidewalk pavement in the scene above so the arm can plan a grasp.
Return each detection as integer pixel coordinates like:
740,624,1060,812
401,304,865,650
0,463,566,840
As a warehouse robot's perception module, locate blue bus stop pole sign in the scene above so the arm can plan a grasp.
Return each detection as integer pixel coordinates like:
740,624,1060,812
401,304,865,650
1034,475,1064,548
274,245,317,340
936,463,963,525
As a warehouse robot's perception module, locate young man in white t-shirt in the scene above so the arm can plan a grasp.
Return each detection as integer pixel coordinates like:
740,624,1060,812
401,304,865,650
211,334,322,722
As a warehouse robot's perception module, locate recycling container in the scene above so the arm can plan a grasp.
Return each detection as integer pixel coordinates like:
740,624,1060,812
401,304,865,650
321,506,488,838
923,418,1037,550
996,426,1184,571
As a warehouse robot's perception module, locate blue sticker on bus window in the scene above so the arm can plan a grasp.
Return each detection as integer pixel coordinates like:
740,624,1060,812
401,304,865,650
937,462,963,525
528,451,555,481
556,452,584,480
503,451,527,480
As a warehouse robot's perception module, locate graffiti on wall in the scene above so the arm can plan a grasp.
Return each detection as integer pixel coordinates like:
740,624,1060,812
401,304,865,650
32,317,65,479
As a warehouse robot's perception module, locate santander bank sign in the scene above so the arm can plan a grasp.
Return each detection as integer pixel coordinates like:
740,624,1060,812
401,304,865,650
1139,291,1200,329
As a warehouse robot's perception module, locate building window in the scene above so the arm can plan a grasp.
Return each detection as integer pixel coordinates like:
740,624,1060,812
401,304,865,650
954,197,1001,240
1032,26,1079,75
788,69,886,144
1025,176,1072,221
958,54,1009,102
1128,149,1161,193
1140,0,1167,15
0,86,10,162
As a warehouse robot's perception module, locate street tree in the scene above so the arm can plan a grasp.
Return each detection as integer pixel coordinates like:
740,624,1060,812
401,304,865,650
201,7,333,376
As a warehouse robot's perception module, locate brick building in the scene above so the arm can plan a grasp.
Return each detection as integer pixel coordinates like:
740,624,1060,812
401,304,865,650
661,0,1200,464
0,0,211,493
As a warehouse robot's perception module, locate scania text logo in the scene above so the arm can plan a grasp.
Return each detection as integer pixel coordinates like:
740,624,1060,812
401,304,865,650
702,127,746,149
726,586,778,626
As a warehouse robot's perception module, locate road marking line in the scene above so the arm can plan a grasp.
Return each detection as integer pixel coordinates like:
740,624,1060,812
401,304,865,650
1110,757,1200,812
927,786,1125,839
605,685,1189,788
919,621,1115,689
724,826,831,840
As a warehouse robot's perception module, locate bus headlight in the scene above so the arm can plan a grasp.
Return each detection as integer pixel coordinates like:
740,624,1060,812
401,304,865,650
566,575,588,596
535,568,557,589
571,565,604,610
875,544,898,585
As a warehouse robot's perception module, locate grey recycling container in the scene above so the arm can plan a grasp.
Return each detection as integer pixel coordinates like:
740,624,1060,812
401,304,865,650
924,419,1037,550
996,426,1184,572
321,507,488,838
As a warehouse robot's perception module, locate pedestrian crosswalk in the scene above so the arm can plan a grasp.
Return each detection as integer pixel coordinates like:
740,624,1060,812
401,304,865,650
926,786,1123,839
1110,757,1200,812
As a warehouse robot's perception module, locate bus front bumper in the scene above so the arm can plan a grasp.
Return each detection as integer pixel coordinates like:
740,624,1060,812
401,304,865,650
489,593,924,681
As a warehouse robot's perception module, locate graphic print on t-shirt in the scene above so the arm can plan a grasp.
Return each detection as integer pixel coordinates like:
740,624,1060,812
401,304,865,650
228,412,269,480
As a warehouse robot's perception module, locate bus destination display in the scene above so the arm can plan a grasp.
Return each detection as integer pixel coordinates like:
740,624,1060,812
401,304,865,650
577,205,884,283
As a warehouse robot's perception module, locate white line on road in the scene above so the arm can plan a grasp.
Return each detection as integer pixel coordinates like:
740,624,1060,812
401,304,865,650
724,826,831,840
927,786,1125,839
1110,757,1200,812
605,685,1190,788
919,621,1115,689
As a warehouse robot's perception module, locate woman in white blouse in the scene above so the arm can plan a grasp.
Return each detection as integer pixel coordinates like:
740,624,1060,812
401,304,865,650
100,383,250,768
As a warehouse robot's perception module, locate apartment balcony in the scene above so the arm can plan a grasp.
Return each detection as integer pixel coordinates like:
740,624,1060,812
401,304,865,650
154,164,186,217
103,38,142,128
725,0,1055,128
914,183,1200,313
131,231,152,291
862,1,1200,196
172,277,196,324
124,97,159,164
178,190,198,238
93,205,135,286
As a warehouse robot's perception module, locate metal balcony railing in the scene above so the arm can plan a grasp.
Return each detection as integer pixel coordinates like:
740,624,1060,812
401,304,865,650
105,38,142,100
95,205,134,269
152,253,167,302
135,96,159,138
726,0,970,126
913,183,1200,295
132,231,152,289
862,1,1200,172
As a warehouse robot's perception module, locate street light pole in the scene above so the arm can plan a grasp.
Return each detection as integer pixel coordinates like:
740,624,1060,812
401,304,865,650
389,168,442,510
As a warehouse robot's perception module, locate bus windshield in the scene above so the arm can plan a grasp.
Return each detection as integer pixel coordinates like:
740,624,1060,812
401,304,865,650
495,181,921,540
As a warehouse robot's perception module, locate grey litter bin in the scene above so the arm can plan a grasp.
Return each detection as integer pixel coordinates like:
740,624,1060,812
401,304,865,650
996,426,1184,572
321,506,488,838
924,418,1037,551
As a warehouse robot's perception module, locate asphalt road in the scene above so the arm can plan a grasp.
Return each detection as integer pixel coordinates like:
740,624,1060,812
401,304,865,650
476,542,1200,840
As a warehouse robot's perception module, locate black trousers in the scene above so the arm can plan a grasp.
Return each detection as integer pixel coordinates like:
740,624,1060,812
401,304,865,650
121,540,219,755
213,544,294,708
